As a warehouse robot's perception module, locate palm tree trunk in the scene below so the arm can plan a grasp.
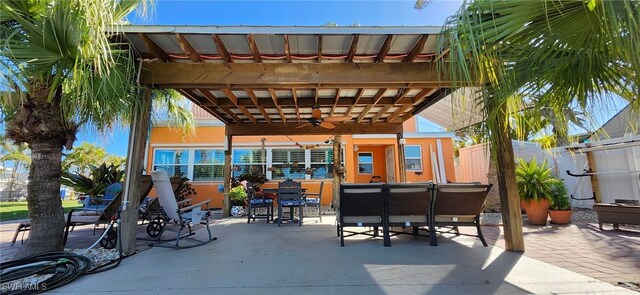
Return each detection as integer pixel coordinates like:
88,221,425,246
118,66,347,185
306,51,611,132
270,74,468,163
14,141,65,258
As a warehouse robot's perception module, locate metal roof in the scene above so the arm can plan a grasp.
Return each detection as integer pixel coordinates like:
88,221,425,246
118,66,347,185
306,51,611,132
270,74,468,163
123,25,454,135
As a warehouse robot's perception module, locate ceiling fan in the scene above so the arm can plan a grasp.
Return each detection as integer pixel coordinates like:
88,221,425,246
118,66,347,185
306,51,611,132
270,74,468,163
297,106,351,129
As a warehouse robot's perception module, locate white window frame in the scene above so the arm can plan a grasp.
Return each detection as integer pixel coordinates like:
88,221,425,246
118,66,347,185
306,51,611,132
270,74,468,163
404,145,423,171
357,152,374,175
152,148,193,179
192,148,226,181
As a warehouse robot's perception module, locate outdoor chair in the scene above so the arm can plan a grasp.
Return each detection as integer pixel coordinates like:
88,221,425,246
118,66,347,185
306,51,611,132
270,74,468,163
84,182,123,211
337,183,388,247
149,170,216,248
385,183,433,246
138,175,159,225
247,182,274,223
431,183,493,246
304,181,324,222
63,188,123,248
277,180,305,227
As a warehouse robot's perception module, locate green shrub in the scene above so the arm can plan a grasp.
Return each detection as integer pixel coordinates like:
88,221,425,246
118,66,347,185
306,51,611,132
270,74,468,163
515,158,561,202
549,181,571,210
228,185,247,206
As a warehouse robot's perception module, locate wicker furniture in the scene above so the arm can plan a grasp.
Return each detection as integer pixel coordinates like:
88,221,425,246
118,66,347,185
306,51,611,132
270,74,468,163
593,200,640,230
385,183,433,247
337,183,387,246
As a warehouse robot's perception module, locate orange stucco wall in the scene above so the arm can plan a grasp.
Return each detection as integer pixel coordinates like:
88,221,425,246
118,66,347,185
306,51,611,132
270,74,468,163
146,122,455,207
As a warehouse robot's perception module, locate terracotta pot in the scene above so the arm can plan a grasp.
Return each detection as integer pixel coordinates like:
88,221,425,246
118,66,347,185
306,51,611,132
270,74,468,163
520,199,549,225
549,210,572,225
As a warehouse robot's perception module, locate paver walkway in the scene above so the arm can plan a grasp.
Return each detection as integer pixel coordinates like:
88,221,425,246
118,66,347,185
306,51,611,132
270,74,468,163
458,221,640,290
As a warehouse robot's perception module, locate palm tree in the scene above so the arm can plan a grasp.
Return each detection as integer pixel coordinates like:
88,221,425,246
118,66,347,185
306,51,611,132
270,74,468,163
0,135,30,197
440,0,640,251
0,0,192,258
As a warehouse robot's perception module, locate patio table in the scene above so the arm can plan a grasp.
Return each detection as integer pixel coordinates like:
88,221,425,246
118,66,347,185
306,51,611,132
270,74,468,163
261,188,307,224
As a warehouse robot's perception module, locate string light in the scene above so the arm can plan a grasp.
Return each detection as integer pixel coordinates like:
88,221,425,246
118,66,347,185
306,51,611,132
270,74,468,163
285,135,334,150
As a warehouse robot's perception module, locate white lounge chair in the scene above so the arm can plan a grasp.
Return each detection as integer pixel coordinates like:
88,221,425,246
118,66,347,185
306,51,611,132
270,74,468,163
150,170,216,248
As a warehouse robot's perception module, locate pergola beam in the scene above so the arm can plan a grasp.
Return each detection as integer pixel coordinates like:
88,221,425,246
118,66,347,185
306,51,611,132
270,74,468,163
139,33,171,62
247,34,262,63
226,122,403,136
376,34,393,62
268,89,287,123
404,35,428,62
212,34,232,63
140,62,450,86
176,33,202,62
346,34,359,63
221,89,257,123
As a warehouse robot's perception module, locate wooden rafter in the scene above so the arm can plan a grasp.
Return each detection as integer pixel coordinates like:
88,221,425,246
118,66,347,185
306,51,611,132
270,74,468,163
404,35,428,62
268,89,287,123
197,89,242,123
376,34,393,63
356,88,387,123
203,94,413,108
393,88,411,104
245,89,271,123
247,34,262,63
221,89,257,123
139,33,170,62
371,105,393,123
226,122,403,136
386,104,412,122
176,33,202,62
178,89,229,124
140,62,449,87
434,48,450,62
329,89,341,116
291,89,301,122
344,88,364,117
346,34,359,63
283,34,292,63
212,34,232,63
317,35,323,63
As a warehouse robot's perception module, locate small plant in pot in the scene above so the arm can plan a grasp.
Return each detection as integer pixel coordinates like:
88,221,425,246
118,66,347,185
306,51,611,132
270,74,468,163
516,158,559,225
227,186,248,217
548,181,572,225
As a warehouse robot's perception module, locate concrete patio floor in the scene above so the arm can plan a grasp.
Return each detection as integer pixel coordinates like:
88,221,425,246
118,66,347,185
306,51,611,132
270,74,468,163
32,216,632,294
0,215,640,294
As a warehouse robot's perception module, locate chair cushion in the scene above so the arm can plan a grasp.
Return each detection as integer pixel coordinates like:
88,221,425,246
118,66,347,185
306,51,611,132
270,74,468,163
250,198,274,205
434,215,476,222
280,200,306,206
305,197,320,204
388,215,428,223
343,216,381,224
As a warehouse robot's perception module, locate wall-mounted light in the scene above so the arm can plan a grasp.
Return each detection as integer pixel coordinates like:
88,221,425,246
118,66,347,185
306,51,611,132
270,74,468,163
399,138,407,145
354,145,359,152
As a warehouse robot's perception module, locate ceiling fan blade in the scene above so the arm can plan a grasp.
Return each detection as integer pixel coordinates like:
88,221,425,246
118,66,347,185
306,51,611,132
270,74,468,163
319,121,336,129
325,116,352,122
311,107,322,119
295,123,312,129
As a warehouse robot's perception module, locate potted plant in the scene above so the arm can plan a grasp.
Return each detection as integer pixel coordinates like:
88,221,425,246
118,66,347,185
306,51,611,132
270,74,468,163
548,181,572,224
227,185,248,217
516,158,560,225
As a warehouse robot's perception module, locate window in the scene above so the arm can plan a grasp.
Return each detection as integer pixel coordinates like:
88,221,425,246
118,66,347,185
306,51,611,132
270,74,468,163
271,149,305,180
232,149,265,177
310,148,334,179
193,149,225,181
153,150,189,177
404,145,422,171
357,152,373,174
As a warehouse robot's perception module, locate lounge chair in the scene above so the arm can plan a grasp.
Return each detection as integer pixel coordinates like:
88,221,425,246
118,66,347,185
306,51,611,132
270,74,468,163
304,181,324,222
84,182,123,211
385,183,433,246
149,170,216,248
337,183,387,246
431,183,493,246
63,187,123,248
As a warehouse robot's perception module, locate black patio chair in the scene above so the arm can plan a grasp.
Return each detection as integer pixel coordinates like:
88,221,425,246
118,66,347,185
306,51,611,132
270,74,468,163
385,182,433,246
337,183,387,246
247,182,274,223
431,183,493,246
277,180,305,227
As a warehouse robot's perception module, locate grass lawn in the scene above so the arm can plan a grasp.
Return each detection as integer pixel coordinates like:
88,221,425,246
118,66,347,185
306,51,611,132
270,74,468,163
0,199,82,221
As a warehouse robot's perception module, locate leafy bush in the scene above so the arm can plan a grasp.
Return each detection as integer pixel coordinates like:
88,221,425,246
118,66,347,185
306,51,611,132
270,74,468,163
170,176,197,204
515,158,561,202
231,173,269,189
227,186,247,206
61,163,124,197
549,181,571,210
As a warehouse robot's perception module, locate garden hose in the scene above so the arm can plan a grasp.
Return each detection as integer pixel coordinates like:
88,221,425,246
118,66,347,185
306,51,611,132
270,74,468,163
0,209,126,294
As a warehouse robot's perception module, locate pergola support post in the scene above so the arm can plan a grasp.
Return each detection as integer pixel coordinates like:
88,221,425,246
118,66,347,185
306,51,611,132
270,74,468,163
121,89,152,255
331,135,343,209
397,133,407,183
494,108,525,252
585,151,601,202
223,129,233,217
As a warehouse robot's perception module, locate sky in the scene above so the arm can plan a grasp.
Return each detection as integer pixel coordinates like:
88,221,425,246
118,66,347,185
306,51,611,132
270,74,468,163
74,0,628,157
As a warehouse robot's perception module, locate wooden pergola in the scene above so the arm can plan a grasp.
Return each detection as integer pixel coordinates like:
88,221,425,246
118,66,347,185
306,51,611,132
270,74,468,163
116,26,524,254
